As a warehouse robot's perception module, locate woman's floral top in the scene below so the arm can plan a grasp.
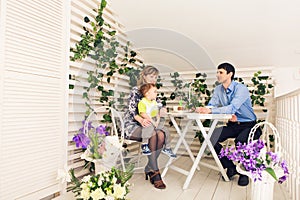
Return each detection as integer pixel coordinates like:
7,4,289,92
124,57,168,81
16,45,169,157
123,86,143,138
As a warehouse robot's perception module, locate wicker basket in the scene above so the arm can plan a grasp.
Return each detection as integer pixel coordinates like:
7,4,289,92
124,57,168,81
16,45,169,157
83,106,124,173
237,122,282,200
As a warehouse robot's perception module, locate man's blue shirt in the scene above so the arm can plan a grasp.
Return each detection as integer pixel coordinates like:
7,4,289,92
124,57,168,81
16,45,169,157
208,81,256,122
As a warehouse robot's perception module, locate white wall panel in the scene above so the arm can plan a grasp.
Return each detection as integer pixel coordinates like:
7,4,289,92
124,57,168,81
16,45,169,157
0,0,69,199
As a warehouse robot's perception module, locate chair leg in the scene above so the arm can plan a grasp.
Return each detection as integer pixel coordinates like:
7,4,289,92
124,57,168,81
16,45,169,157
136,143,142,168
120,153,126,171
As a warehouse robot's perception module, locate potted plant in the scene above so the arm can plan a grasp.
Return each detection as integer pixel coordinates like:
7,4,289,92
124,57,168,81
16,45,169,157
220,122,289,200
67,166,133,200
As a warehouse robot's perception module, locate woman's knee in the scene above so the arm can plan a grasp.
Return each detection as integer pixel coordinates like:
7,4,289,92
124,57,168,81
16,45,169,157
129,127,142,142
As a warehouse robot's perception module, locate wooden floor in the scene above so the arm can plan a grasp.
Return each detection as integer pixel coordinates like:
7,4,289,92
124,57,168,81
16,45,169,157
65,156,290,200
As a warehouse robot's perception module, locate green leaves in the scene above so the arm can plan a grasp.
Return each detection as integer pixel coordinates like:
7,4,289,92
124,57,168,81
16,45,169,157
84,16,90,23
70,0,141,116
265,167,278,181
250,71,273,107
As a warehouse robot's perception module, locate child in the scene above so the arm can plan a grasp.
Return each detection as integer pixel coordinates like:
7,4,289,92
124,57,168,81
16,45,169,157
138,83,176,157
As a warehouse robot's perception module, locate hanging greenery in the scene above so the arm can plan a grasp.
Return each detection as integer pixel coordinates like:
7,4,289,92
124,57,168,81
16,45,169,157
169,72,211,110
250,71,274,108
70,0,142,117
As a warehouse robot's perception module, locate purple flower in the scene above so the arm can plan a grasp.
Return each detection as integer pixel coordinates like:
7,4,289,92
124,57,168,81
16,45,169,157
72,133,90,149
281,160,289,174
278,175,287,184
82,120,94,130
219,139,289,183
96,125,109,136
267,151,279,163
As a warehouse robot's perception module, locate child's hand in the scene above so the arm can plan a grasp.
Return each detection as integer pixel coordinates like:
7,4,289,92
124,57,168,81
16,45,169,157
159,107,167,117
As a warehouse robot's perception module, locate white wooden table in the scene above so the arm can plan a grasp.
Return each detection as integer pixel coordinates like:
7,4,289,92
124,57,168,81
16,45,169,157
161,112,232,189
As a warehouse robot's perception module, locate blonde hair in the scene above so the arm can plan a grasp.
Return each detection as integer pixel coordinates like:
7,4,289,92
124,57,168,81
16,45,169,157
137,65,159,86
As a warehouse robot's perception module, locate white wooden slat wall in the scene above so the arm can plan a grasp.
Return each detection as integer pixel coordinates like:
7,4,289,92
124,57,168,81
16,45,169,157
0,0,69,199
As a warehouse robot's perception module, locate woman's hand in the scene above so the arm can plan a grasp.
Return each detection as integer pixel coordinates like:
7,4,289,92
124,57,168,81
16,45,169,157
140,118,152,127
159,107,167,117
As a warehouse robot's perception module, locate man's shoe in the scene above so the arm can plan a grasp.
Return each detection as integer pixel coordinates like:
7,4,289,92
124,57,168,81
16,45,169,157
223,167,238,181
238,174,249,186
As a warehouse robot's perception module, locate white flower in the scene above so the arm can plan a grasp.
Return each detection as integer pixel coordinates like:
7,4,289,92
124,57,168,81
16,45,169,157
97,178,103,186
90,188,105,200
113,183,126,199
88,181,94,187
80,187,91,200
106,188,113,196
56,165,71,183
82,175,91,183
112,176,118,184
80,183,89,190
81,150,94,162
105,196,115,200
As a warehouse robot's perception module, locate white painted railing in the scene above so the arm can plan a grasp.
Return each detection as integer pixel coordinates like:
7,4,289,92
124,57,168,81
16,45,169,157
276,88,300,200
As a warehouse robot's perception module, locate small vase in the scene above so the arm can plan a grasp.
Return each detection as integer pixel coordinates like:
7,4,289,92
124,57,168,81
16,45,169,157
94,159,114,174
94,136,122,174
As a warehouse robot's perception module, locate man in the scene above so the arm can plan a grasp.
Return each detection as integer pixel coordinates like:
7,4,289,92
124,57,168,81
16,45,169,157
196,62,261,186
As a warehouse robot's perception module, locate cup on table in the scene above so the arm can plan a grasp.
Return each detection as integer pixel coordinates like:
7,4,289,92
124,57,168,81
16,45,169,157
173,106,184,112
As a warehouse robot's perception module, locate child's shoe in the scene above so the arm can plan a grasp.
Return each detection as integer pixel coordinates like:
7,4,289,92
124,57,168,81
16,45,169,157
141,143,151,155
162,148,176,158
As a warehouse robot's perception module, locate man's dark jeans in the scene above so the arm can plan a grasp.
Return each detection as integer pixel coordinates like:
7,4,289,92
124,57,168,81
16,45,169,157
211,121,262,168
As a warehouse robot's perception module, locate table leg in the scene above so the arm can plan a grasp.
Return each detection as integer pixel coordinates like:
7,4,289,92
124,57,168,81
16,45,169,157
196,119,229,182
182,119,229,189
162,118,196,177
182,131,208,189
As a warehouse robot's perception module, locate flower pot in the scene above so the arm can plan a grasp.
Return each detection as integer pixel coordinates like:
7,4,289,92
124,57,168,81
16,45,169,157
94,159,115,174
94,136,122,174
251,170,277,200
251,179,275,200
237,165,276,200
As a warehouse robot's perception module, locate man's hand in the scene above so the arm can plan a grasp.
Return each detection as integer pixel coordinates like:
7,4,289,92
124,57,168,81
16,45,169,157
229,114,237,122
195,107,211,114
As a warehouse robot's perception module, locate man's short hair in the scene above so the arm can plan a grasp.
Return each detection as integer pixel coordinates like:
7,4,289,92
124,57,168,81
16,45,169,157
217,62,235,80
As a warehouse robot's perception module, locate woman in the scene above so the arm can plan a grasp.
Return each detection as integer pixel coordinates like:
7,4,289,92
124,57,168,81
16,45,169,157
123,65,169,189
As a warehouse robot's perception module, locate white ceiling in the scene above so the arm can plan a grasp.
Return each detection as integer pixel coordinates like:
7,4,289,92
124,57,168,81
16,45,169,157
110,0,300,73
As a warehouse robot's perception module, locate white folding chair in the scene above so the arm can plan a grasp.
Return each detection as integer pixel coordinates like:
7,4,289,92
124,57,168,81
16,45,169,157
109,107,145,172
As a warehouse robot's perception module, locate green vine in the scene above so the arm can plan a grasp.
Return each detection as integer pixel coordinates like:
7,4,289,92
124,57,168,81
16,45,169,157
250,71,274,108
169,72,211,110
70,0,141,119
